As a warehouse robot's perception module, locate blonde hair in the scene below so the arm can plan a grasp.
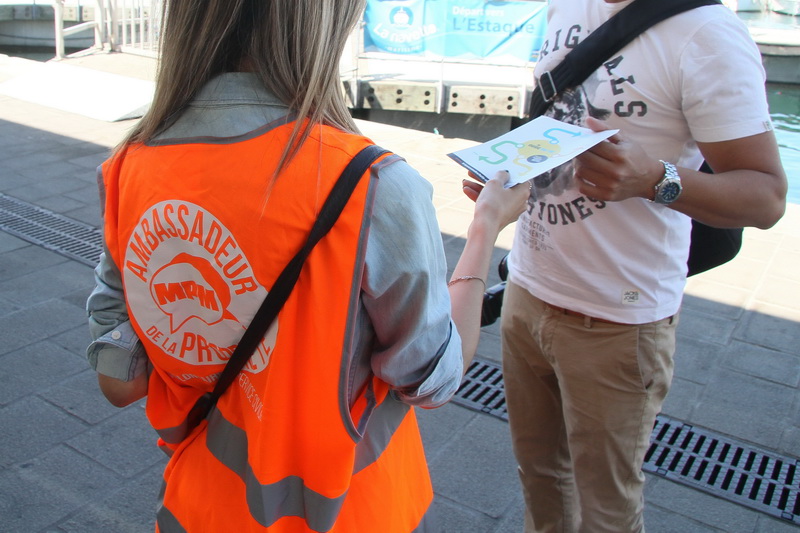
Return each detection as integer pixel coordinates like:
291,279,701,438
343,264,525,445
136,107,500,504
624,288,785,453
122,0,365,170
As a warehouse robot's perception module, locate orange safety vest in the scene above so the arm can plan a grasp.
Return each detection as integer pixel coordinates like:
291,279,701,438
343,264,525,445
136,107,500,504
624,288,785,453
101,121,436,532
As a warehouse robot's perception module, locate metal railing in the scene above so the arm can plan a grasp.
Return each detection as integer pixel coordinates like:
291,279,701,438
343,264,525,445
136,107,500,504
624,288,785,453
52,0,109,59
107,0,160,57
50,1,533,117
52,0,160,59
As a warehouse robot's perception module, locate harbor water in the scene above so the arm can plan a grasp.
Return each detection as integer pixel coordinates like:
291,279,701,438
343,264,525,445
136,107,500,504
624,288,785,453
768,83,800,204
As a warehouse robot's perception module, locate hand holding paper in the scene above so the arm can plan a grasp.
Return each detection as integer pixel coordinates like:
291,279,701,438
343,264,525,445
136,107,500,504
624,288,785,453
447,116,618,187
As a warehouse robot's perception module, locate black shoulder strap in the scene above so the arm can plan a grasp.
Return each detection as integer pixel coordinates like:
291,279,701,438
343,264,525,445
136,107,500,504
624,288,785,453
186,144,389,429
529,0,722,118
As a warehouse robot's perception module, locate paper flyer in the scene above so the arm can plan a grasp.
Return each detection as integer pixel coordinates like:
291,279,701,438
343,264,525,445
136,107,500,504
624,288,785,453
447,116,618,187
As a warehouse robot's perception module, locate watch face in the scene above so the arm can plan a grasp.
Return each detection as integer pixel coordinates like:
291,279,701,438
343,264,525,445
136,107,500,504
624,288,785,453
658,181,682,203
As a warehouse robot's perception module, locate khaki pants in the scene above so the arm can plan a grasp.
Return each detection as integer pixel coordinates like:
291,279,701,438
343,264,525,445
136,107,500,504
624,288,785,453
500,281,678,533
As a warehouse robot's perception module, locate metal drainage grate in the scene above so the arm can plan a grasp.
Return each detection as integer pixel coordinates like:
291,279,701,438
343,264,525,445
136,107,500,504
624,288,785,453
453,358,800,526
455,357,508,420
0,193,103,267
648,414,800,524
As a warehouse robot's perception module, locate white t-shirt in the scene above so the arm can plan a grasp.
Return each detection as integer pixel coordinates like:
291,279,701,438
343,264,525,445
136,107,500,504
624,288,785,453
509,0,773,323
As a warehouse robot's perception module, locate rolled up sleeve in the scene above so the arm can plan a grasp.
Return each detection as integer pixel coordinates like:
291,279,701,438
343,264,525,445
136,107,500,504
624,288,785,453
86,251,148,381
363,158,463,408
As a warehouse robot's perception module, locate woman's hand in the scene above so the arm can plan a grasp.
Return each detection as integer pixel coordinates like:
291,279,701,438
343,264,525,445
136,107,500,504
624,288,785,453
461,170,530,233
451,169,530,375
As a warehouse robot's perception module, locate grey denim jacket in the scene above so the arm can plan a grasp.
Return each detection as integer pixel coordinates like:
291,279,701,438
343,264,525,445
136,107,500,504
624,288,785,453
86,73,463,408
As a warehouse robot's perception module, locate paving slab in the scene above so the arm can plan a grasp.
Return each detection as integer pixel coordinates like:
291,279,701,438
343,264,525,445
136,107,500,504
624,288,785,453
0,58,154,121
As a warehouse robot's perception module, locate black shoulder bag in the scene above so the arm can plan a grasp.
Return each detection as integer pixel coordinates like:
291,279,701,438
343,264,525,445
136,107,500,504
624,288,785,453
531,0,742,278
481,0,741,326
184,144,389,435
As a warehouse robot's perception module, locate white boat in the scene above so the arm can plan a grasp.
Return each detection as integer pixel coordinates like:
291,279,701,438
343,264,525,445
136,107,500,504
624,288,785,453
769,0,800,16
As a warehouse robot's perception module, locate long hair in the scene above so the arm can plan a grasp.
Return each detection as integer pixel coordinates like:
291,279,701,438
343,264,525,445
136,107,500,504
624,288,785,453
121,0,365,171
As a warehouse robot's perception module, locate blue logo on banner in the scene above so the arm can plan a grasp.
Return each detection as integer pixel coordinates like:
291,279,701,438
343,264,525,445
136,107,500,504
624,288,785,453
364,0,432,54
390,7,414,27
363,0,547,62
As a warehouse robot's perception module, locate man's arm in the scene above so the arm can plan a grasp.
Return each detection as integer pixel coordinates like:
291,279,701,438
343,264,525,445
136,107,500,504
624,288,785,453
574,119,787,230
683,132,787,229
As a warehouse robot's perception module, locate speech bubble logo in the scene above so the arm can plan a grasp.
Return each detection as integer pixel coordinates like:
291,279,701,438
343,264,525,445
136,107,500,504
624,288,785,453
150,253,237,333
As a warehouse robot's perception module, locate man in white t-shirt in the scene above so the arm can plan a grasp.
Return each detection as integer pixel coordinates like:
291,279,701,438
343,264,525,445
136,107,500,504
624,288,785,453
500,1,787,531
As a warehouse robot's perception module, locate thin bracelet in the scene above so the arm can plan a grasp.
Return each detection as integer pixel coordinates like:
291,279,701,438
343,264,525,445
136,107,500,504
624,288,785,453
447,275,486,290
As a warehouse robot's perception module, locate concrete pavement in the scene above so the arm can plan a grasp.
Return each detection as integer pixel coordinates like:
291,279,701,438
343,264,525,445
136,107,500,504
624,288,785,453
0,50,798,532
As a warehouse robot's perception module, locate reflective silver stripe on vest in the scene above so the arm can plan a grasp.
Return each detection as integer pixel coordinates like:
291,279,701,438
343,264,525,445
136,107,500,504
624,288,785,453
339,165,380,443
156,391,221,445
353,394,410,475
156,482,187,533
205,409,346,532
412,505,439,533
156,420,193,445
157,399,420,532
156,504,187,533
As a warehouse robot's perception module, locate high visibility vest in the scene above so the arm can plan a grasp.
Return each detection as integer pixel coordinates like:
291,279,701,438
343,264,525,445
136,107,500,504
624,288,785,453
101,121,436,532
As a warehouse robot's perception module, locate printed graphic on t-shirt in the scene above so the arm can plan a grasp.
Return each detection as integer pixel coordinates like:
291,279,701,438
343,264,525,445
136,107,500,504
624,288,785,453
123,200,273,372
520,85,612,253
523,22,643,253
532,84,612,198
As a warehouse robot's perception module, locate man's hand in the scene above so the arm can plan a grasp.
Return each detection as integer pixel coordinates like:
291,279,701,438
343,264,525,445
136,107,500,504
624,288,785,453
573,117,663,202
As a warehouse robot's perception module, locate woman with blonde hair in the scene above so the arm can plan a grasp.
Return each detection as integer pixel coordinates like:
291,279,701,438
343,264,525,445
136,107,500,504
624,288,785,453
86,0,529,531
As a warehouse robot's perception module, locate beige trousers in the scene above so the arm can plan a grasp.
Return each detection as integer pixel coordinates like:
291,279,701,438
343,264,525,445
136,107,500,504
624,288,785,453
500,281,678,533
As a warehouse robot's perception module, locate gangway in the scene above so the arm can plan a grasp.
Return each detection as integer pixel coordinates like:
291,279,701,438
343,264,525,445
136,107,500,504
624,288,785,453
51,0,159,59
47,0,547,133
52,0,107,59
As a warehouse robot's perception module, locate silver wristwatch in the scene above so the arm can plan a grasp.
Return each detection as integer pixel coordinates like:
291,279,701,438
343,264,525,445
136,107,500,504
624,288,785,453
653,160,682,204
